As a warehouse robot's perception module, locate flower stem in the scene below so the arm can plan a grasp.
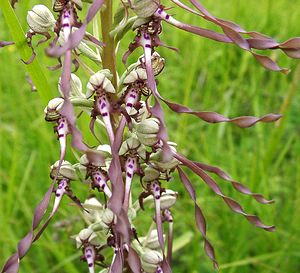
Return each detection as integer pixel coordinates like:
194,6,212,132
100,0,117,90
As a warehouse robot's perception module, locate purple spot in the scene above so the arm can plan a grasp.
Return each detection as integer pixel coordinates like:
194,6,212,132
128,164,133,169
145,44,151,48
56,193,61,197
102,112,108,117
127,172,132,178
165,14,170,20
144,33,150,40
129,94,136,99
126,103,133,108
158,9,163,14
155,196,160,200
155,186,160,191
101,103,106,109
58,134,64,138
88,263,93,267
63,23,70,27
101,184,105,189
86,254,92,258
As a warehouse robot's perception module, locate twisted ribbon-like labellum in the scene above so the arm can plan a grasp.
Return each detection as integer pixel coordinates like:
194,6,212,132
109,246,123,273
139,31,173,161
1,180,56,273
127,246,142,273
193,161,274,204
154,8,231,44
187,0,300,72
157,93,282,128
0,41,14,47
177,167,218,269
162,209,174,265
175,153,275,232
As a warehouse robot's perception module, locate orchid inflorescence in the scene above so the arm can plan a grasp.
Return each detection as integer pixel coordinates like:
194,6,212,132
1,0,300,272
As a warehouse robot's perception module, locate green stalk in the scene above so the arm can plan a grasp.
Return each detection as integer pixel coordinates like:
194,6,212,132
0,0,51,104
100,0,118,90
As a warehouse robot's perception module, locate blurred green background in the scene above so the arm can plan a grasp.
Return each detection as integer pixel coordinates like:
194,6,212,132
1,0,300,272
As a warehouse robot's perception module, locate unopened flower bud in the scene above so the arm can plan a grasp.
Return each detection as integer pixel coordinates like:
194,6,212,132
27,5,56,33
44,98,64,121
128,207,137,220
160,190,177,210
150,144,178,170
119,135,141,155
141,249,163,273
72,0,83,9
50,160,78,180
132,0,159,18
78,228,94,241
80,145,111,168
58,28,101,64
135,118,160,146
82,197,103,222
143,166,160,182
123,68,147,85
86,70,115,98
101,208,116,228
97,144,112,156
140,229,162,250
75,228,100,248
58,74,84,98
132,17,151,30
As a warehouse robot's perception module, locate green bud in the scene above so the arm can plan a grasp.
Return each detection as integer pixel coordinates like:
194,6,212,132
132,0,159,18
140,229,162,250
150,143,178,170
87,70,115,98
141,249,163,273
135,118,160,146
50,160,78,180
82,197,103,222
58,74,84,98
58,29,101,64
132,17,151,30
75,228,100,248
27,5,56,33
44,98,64,121
160,190,177,210
119,135,141,155
100,208,116,229
128,207,137,221
97,144,112,156
123,68,147,85
142,166,160,182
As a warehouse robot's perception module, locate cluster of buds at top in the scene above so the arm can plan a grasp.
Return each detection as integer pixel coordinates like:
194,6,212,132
2,0,299,273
